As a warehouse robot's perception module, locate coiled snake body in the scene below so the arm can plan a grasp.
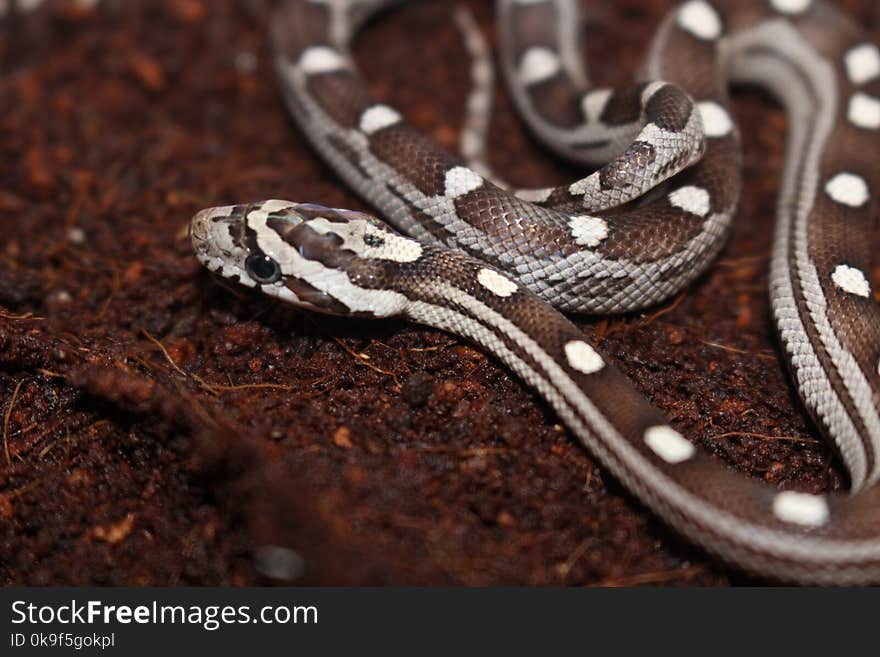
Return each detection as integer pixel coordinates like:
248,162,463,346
191,0,880,583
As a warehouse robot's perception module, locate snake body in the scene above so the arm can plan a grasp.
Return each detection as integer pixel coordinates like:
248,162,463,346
191,0,880,583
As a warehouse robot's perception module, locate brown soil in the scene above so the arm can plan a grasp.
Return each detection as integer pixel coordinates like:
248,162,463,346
1,0,878,586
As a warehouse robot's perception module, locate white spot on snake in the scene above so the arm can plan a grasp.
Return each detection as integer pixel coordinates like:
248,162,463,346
848,93,880,130
677,1,722,41
564,340,604,375
460,130,482,159
824,172,869,207
830,264,871,298
845,44,880,85
769,0,811,14
477,268,518,297
772,491,829,527
514,187,554,203
668,185,711,217
697,101,733,137
466,89,491,116
518,47,561,86
359,105,402,135
472,59,492,87
299,46,347,75
644,426,695,464
568,215,609,247
581,89,612,123
444,166,484,198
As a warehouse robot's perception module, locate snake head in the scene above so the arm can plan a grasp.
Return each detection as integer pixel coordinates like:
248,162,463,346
190,200,418,318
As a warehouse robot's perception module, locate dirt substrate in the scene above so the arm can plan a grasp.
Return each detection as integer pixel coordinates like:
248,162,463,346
1,0,878,586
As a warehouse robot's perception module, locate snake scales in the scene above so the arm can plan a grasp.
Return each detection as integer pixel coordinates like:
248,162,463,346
191,0,880,583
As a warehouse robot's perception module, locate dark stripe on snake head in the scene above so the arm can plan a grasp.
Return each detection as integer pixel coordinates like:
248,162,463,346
291,205,367,224
269,219,356,271
284,276,351,315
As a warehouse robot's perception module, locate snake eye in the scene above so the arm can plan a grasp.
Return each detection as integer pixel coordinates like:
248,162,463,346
245,254,282,284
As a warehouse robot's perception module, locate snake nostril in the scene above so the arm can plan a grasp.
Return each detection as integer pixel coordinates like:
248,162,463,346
189,211,213,243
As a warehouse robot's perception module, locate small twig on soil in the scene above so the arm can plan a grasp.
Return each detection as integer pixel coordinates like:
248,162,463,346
0,311,44,321
331,336,402,390
3,379,25,466
141,329,217,395
701,340,776,360
11,416,85,461
407,340,458,353
37,439,58,460
142,330,190,379
557,537,595,583
208,374,332,396
37,369,65,379
127,353,165,379
143,330,329,398
640,290,686,326
713,430,818,444
583,468,595,492
403,445,509,457
206,382,300,393
594,565,706,587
